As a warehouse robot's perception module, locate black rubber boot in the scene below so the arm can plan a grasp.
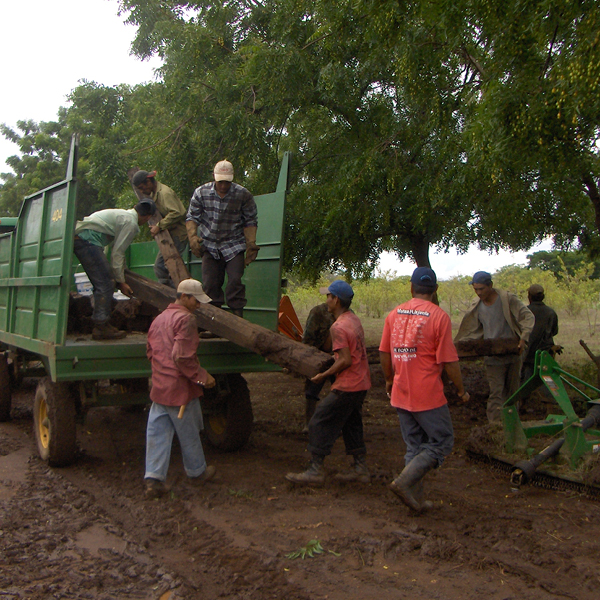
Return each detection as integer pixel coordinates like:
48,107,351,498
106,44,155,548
334,454,371,483
231,308,244,318
285,455,325,485
389,452,437,511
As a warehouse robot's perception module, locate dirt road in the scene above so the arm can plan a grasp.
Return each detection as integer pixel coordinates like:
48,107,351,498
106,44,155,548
1,366,599,599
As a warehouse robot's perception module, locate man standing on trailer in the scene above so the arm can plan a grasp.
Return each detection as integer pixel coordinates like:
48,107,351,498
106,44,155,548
186,160,259,319
144,278,217,499
73,199,156,340
132,170,188,287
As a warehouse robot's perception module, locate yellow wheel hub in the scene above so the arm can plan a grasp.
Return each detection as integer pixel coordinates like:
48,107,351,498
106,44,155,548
37,397,50,450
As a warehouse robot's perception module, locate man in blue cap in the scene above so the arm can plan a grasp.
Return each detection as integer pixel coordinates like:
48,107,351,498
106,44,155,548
380,267,469,512
455,271,534,423
286,280,371,485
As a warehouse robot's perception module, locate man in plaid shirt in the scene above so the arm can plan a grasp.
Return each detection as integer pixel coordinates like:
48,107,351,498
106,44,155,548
185,161,259,318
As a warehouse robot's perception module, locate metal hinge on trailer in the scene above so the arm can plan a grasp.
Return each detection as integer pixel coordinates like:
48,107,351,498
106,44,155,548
465,450,600,500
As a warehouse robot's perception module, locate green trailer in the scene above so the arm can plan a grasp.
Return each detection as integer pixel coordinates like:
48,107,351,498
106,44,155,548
0,136,291,466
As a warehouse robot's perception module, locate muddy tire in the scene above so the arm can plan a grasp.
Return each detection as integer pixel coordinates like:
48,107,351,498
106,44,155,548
0,353,11,422
33,377,77,467
202,373,253,452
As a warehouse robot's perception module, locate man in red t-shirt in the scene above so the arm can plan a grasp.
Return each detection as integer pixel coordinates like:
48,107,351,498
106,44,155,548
379,267,469,512
286,280,371,485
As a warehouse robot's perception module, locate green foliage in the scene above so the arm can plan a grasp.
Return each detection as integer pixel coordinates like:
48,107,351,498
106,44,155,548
528,250,600,280
285,539,325,560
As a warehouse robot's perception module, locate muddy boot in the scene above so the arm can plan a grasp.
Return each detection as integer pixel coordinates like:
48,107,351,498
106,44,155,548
334,454,371,483
231,308,244,318
92,321,126,341
189,465,216,486
285,455,325,485
144,478,166,499
409,480,433,510
389,452,437,511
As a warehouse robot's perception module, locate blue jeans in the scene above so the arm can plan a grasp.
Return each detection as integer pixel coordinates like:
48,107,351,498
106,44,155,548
73,238,114,323
397,404,454,467
154,234,188,288
145,398,208,482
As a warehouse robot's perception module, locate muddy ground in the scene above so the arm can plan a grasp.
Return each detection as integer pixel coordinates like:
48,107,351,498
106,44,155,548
1,361,599,600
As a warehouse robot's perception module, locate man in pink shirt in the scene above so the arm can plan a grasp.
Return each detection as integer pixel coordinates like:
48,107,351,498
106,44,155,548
286,280,371,485
144,279,217,499
380,267,469,512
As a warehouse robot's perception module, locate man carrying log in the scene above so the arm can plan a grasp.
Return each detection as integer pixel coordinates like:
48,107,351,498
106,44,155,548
74,199,156,340
144,278,217,499
186,160,259,319
455,271,534,423
286,280,371,485
132,170,188,287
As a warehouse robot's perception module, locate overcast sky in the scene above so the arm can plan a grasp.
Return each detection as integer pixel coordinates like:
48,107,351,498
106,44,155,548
0,0,551,279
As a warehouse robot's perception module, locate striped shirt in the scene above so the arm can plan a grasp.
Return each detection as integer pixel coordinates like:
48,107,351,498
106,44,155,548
186,182,257,262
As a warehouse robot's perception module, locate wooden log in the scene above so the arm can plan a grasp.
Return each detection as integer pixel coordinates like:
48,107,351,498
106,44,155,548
124,270,333,379
127,168,190,286
367,338,520,365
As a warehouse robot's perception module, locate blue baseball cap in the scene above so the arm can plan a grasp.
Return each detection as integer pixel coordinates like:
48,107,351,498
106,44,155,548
469,271,492,285
411,267,437,289
319,280,354,302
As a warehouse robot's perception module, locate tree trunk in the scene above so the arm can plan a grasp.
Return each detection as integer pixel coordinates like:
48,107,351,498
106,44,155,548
124,270,333,378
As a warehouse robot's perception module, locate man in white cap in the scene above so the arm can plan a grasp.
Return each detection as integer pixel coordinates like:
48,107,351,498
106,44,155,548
185,160,259,320
144,278,217,499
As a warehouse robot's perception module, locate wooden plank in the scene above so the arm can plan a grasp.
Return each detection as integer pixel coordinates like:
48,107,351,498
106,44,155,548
124,270,333,379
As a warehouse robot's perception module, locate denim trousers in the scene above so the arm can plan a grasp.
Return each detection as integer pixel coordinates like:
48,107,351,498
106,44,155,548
73,237,114,323
307,389,367,458
144,398,208,482
201,251,246,310
154,234,188,288
396,404,454,467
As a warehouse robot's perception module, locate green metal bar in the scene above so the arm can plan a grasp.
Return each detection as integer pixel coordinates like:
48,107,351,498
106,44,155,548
0,276,62,287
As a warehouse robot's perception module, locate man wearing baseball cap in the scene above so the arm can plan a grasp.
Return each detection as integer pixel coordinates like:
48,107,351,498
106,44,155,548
455,270,534,423
132,170,188,287
522,284,559,386
144,278,217,499
380,267,469,512
286,279,372,485
73,199,156,340
185,160,259,321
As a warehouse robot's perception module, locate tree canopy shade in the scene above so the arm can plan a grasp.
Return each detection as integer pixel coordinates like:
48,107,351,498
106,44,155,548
2,0,600,281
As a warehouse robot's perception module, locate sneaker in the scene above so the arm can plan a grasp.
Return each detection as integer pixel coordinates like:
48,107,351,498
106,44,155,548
189,465,216,485
92,322,127,341
145,478,166,499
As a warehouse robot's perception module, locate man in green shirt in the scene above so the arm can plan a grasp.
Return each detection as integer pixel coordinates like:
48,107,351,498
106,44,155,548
73,200,155,340
132,170,188,287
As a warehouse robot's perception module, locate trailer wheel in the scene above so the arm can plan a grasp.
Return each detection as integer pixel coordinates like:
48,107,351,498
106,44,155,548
202,374,253,452
0,353,11,422
33,378,77,467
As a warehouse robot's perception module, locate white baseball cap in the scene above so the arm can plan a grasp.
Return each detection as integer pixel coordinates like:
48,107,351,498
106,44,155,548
177,279,211,303
214,160,234,182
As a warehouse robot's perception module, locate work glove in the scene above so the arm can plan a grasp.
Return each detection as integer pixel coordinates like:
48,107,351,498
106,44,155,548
244,226,260,267
550,345,563,357
186,220,205,257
